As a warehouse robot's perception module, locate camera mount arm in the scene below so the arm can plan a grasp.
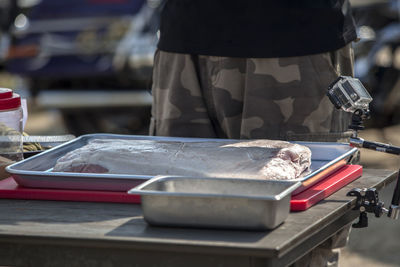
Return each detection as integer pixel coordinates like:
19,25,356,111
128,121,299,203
327,76,400,227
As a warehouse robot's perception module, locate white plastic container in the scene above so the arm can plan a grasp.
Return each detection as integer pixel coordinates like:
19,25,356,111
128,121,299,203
0,88,23,162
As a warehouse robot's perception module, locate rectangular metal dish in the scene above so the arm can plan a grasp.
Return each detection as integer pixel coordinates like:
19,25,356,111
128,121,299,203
6,133,359,192
128,176,302,230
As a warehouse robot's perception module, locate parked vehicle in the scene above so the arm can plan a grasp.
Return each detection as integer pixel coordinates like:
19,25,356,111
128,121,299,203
0,0,18,65
5,0,161,135
352,0,400,128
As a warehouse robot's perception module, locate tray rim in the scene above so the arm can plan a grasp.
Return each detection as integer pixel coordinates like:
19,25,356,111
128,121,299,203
6,133,359,186
128,176,302,201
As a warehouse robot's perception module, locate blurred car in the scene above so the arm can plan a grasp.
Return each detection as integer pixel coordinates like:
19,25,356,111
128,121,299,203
352,0,400,128
4,0,161,135
0,0,18,65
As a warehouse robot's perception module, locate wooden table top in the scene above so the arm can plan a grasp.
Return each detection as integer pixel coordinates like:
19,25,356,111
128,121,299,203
0,169,396,259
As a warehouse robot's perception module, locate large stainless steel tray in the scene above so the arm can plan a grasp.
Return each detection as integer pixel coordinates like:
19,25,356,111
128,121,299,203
6,133,359,192
128,176,302,230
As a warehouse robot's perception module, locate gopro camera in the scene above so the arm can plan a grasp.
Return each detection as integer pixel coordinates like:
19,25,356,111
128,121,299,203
327,76,372,113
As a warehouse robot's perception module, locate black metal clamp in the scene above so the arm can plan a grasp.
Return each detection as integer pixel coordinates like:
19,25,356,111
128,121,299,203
347,187,388,228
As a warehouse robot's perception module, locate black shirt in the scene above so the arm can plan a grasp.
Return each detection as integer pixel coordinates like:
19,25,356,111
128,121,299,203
157,0,357,58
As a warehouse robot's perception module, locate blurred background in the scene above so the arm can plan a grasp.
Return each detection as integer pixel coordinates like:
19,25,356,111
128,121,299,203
0,0,160,135
0,0,399,266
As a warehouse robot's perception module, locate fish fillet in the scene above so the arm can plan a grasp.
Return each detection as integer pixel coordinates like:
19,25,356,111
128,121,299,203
52,139,312,180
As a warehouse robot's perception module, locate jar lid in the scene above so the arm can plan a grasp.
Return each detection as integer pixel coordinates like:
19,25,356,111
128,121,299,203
0,93,21,110
0,88,13,99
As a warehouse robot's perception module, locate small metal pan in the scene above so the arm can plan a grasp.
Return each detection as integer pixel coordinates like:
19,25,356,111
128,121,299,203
129,176,302,230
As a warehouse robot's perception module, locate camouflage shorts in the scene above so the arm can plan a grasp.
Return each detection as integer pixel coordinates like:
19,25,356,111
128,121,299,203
150,44,354,142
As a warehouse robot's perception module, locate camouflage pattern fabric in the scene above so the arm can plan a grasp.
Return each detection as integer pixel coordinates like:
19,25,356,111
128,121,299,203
150,45,355,266
150,44,354,142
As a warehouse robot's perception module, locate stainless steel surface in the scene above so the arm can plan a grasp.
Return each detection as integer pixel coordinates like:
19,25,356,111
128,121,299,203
23,134,76,148
23,135,76,144
6,133,359,192
129,176,302,230
350,137,364,147
389,204,400,219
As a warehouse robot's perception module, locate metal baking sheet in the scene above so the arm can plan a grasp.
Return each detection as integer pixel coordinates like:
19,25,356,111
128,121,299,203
6,133,359,192
128,176,302,230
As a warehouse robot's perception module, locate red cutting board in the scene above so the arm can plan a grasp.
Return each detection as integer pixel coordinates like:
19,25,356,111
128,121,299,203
0,165,362,210
290,164,362,211
0,177,141,203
